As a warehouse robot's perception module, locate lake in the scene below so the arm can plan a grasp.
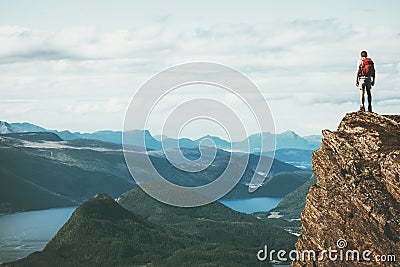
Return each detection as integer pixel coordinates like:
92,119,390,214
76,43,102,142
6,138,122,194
220,197,282,214
0,197,281,264
0,207,77,264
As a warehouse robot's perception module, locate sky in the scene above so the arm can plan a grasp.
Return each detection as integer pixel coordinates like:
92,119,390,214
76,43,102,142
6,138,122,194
0,0,399,139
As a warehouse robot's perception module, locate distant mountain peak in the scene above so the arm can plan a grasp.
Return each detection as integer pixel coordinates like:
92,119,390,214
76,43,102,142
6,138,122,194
280,130,298,136
0,121,12,134
73,193,145,223
1,120,322,151
93,193,115,200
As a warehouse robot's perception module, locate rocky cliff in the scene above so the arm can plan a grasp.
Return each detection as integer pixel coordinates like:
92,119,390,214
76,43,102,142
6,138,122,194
293,112,400,267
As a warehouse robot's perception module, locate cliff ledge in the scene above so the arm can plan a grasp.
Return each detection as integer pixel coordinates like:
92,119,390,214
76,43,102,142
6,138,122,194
293,112,400,267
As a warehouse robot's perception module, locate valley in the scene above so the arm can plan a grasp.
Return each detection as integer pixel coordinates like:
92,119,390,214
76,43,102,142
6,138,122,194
0,122,319,266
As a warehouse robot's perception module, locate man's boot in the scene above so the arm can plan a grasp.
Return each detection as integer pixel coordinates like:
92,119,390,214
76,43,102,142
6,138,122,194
368,105,372,112
359,105,365,112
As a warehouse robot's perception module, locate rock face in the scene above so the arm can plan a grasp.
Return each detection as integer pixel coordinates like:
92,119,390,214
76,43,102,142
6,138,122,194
293,112,400,266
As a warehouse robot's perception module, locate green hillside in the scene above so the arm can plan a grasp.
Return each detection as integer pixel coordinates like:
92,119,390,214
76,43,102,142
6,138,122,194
0,136,134,214
118,187,297,253
0,132,307,214
269,173,316,219
224,171,312,198
3,192,283,266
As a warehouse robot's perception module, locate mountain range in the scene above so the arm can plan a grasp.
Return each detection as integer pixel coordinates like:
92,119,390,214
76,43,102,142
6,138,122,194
0,120,319,265
0,131,312,214
0,132,135,214
0,121,321,152
3,112,397,266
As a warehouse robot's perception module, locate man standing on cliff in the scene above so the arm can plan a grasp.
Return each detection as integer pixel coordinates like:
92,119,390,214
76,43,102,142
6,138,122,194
356,50,376,112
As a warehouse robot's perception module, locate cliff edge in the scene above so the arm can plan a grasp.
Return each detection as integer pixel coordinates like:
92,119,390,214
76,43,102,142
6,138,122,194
293,112,400,266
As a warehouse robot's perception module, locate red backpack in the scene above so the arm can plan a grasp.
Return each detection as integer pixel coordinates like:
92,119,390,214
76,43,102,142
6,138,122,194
359,57,375,77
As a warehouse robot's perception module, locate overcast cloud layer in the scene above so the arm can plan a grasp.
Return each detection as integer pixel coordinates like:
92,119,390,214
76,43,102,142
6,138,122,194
0,1,399,137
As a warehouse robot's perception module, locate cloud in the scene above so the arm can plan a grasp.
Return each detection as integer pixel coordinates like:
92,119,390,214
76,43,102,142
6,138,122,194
0,20,399,73
0,25,172,64
0,19,399,134
65,98,128,114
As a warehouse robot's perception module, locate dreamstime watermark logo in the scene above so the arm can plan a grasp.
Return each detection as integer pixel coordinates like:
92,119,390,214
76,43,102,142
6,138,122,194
257,239,396,263
122,62,275,207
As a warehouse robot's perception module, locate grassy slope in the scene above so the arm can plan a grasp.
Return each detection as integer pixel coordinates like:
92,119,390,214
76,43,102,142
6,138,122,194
0,132,308,213
119,187,297,254
270,173,316,219
253,174,316,222
0,141,134,213
224,171,312,198
3,193,278,267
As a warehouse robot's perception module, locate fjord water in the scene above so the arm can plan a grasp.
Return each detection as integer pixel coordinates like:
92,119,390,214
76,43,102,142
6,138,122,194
220,197,282,214
0,197,281,264
0,207,76,264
